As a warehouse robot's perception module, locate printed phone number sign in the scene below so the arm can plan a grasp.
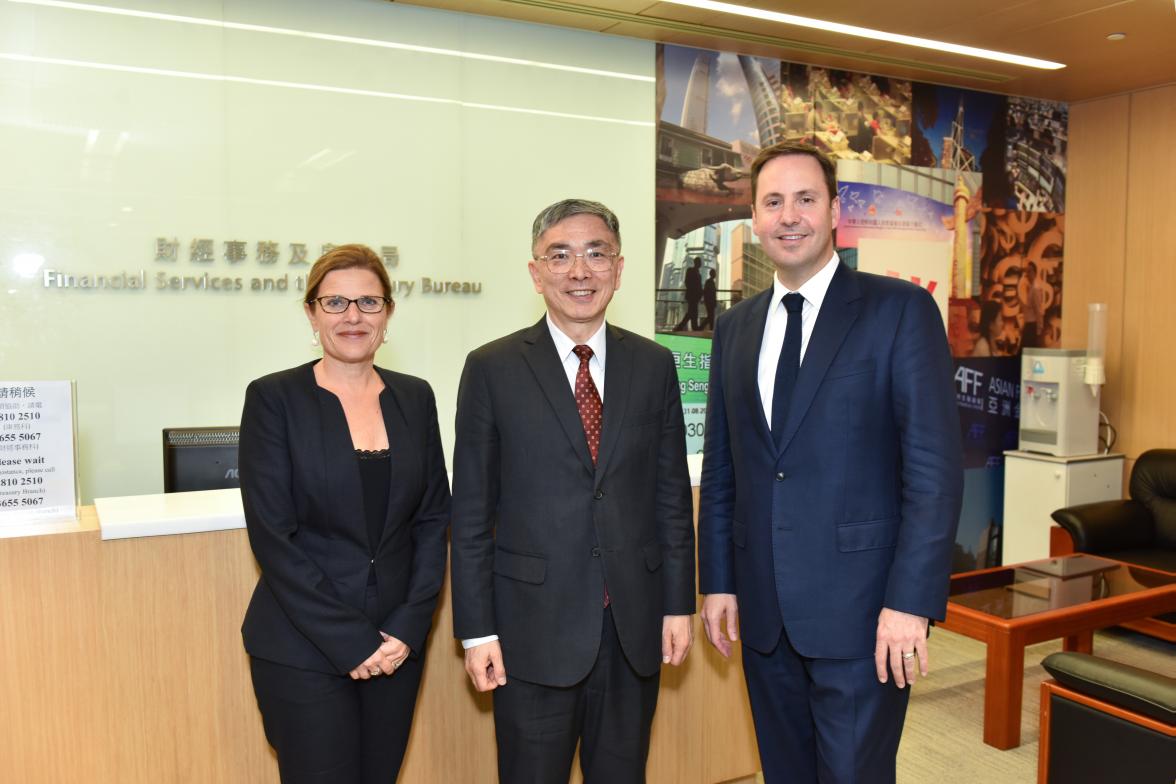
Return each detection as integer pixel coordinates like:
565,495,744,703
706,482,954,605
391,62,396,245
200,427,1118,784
0,381,77,527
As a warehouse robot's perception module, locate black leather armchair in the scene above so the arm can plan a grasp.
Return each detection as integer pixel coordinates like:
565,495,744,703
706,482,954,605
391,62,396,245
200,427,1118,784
1051,449,1176,574
1037,652,1175,784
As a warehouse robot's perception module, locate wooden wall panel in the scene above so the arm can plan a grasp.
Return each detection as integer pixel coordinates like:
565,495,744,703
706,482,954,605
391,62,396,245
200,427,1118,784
1065,85,1176,477
1121,85,1176,458
0,495,761,784
1061,95,1130,441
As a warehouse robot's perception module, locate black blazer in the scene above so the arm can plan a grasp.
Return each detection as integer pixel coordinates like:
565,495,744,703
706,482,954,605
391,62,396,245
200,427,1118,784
239,361,450,675
451,319,696,687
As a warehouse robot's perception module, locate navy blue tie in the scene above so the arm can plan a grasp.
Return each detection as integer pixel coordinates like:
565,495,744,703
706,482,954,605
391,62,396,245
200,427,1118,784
771,293,805,446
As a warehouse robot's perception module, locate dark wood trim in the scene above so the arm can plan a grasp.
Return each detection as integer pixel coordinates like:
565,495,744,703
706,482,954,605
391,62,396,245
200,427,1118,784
1048,526,1075,557
951,558,1175,584
1118,616,1176,642
1038,681,1053,784
1042,680,1176,736
982,626,1027,747
944,583,1175,644
940,556,1176,749
1044,532,1175,642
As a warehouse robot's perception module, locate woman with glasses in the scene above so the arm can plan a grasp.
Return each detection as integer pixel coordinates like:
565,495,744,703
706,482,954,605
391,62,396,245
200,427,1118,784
239,244,449,783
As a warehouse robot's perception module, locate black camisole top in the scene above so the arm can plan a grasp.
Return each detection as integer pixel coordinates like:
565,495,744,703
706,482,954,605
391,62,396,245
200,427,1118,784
356,449,391,561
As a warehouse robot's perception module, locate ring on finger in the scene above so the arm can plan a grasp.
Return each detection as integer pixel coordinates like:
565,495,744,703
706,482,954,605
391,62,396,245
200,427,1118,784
901,651,916,661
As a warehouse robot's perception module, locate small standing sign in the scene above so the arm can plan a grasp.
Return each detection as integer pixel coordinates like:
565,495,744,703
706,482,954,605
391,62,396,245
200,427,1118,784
0,381,79,536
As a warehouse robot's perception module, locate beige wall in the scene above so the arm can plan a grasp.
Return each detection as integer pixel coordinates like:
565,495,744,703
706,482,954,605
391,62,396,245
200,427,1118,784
1063,84,1176,482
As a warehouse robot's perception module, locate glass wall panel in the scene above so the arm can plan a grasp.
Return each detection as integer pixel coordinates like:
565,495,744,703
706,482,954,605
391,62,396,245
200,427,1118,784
0,0,655,501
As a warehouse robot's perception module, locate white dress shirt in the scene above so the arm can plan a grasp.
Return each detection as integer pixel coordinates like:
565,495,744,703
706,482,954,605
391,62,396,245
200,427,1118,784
757,253,840,426
461,316,608,650
546,314,607,399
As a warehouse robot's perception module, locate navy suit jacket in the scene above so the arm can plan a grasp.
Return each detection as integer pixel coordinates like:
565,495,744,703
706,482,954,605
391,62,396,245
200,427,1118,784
239,362,450,675
699,263,963,659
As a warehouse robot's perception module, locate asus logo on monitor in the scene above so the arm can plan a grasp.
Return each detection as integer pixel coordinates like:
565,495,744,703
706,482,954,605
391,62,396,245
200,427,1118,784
163,427,240,493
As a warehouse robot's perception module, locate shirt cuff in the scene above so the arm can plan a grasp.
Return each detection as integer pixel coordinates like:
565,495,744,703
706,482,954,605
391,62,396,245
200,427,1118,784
461,634,499,649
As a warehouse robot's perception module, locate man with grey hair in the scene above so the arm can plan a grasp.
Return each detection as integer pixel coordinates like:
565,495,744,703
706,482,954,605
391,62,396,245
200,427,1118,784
452,198,696,782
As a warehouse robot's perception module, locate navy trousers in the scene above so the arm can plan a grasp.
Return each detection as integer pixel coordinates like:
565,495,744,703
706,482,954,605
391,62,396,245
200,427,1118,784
742,627,911,784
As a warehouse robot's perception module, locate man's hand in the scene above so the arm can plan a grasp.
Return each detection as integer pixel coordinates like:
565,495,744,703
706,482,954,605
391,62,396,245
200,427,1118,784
464,640,507,692
874,608,929,688
700,593,739,658
661,615,693,666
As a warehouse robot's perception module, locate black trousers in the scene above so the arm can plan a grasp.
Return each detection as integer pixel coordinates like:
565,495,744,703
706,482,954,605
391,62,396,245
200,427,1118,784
492,607,660,784
249,588,424,784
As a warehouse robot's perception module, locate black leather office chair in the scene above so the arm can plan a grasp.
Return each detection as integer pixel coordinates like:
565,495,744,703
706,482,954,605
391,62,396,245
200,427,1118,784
1051,449,1176,574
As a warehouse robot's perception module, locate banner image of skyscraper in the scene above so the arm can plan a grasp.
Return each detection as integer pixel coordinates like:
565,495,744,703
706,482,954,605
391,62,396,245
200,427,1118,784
655,42,1069,572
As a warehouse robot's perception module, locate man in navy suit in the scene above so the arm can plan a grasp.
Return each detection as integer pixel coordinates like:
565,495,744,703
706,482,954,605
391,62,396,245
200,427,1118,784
698,142,963,783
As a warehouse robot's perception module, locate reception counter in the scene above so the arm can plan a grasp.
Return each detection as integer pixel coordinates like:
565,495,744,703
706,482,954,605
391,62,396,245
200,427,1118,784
0,484,759,783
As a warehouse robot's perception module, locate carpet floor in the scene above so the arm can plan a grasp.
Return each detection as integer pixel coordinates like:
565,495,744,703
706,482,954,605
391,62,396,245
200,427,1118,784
721,626,1174,783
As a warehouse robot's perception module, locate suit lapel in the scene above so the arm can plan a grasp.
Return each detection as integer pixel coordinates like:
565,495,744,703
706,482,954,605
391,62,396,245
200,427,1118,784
593,324,631,478
309,364,366,538
739,289,776,453
776,263,862,455
295,363,331,518
375,369,410,551
521,318,595,475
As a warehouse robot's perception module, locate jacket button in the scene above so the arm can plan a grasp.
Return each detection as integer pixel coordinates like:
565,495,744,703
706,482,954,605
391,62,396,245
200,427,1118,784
591,547,601,557
775,472,785,481
370,558,375,565
594,489,604,500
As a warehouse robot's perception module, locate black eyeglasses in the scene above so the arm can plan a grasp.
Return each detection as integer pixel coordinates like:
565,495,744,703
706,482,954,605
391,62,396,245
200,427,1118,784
308,295,391,314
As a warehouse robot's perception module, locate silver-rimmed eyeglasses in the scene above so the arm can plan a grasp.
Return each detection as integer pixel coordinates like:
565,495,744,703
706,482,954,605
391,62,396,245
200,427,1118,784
309,295,392,314
535,248,619,274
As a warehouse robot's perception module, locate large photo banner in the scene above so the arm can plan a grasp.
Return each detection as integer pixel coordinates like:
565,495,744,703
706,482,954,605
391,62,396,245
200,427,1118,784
654,44,1067,569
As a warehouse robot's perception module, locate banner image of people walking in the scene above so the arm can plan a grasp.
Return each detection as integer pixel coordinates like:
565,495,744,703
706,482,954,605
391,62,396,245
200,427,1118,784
654,43,1067,569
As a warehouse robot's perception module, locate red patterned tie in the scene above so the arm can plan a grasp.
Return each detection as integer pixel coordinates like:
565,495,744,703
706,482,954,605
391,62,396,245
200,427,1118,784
572,345,609,607
572,345,602,463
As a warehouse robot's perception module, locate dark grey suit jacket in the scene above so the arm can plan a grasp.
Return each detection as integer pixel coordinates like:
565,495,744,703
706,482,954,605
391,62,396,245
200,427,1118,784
239,362,450,675
451,319,696,686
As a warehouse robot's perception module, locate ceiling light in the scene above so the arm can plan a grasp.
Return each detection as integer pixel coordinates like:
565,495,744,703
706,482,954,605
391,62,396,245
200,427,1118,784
0,52,653,128
657,0,1066,70
9,0,653,82
1106,33,1126,41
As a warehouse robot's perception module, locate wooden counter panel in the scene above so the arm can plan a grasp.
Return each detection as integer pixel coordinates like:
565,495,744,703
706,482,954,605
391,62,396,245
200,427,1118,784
0,494,761,783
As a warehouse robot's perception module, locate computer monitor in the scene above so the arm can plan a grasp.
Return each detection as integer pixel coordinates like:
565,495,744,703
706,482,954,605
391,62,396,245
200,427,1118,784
162,427,240,493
